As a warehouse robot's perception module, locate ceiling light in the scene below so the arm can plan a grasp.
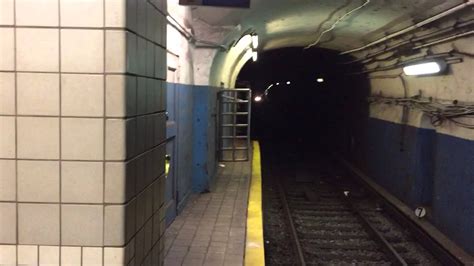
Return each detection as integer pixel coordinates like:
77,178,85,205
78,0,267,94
252,51,258,62
286,81,291,85
254,95,262,102
276,82,280,85
403,60,446,76
317,78,324,83
251,34,259,49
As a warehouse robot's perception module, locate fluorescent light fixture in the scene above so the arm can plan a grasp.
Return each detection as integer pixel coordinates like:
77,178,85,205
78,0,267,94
403,61,446,76
251,34,259,49
286,81,291,85
317,78,324,83
252,51,258,62
254,95,262,102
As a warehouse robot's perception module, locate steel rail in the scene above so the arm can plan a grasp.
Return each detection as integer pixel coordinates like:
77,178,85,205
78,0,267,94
276,177,307,266
337,157,474,265
343,196,408,266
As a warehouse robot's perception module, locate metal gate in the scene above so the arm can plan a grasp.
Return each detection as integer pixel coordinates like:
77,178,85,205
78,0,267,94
217,89,251,161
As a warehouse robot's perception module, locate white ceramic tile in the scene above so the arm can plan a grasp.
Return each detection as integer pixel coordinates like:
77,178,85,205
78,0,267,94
105,0,126,27
137,37,147,75
18,160,60,202
146,78,155,114
126,30,138,74
0,73,15,115
136,116,146,154
153,12,162,44
106,118,136,160
16,28,59,72
125,199,136,242
61,246,81,265
105,161,136,203
17,117,59,159
18,203,60,245
0,160,15,201
104,205,126,246
61,161,103,203
145,2,154,41
0,245,16,265
126,0,137,31
61,118,104,160
60,0,103,27
18,245,38,265
146,41,155,78
0,116,15,158
17,73,60,116
0,203,16,243
83,247,103,266
61,74,104,117
0,28,14,71
61,29,104,73
104,247,125,264
16,0,59,26
61,205,104,246
154,46,163,79
39,246,59,265
106,75,137,117
106,30,126,73
137,77,147,115
136,0,147,37
0,0,14,25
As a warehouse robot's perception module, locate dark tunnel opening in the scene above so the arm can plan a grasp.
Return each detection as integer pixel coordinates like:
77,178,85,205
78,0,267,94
236,47,370,163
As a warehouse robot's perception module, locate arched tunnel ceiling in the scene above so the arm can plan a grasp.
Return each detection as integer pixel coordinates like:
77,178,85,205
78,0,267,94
191,0,465,51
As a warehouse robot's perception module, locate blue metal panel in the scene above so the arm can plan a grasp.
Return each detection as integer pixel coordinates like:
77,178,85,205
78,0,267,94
192,86,219,193
175,83,194,211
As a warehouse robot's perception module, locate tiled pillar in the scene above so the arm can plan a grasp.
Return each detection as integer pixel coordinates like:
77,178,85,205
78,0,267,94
0,0,167,265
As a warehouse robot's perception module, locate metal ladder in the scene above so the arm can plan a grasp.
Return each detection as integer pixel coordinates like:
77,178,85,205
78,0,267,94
217,89,252,162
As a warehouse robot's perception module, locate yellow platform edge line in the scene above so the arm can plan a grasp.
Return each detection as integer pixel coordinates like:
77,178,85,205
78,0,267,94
245,141,265,266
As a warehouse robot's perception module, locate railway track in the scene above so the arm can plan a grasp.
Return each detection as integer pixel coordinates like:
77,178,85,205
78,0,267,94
262,153,441,265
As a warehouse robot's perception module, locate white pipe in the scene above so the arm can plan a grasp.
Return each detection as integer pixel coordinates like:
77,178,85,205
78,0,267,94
340,0,474,55
412,30,474,49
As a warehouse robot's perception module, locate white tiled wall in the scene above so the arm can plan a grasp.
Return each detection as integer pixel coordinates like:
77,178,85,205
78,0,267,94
0,0,167,265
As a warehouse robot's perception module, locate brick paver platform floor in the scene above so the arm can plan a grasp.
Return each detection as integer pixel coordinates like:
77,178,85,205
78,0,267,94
164,161,250,266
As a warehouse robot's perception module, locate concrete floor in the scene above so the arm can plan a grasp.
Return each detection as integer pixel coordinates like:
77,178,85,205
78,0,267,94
163,162,250,266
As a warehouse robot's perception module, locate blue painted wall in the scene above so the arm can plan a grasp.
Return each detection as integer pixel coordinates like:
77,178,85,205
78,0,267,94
360,117,474,255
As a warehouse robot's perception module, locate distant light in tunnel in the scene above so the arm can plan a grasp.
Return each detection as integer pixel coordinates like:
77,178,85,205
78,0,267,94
251,34,259,49
286,81,291,85
252,51,258,62
403,61,445,76
317,78,324,83
254,95,262,102
276,82,280,85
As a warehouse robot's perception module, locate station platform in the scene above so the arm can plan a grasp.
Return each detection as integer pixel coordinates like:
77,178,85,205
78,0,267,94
163,157,259,266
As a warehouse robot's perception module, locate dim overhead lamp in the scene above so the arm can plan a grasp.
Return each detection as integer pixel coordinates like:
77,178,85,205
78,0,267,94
276,82,280,85
317,78,324,83
252,51,258,62
254,95,262,102
251,34,259,49
286,81,291,85
403,60,446,76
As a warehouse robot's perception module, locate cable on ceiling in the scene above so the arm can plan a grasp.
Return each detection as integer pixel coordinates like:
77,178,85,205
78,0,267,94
304,0,371,49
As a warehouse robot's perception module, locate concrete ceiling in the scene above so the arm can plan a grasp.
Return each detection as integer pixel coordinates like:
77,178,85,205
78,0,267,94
191,0,465,51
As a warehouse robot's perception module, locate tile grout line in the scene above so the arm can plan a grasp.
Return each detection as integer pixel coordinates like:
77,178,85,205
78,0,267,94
13,0,18,263
102,0,106,264
58,0,62,263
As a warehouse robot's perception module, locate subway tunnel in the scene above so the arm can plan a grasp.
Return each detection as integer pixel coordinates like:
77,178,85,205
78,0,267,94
0,0,473,265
